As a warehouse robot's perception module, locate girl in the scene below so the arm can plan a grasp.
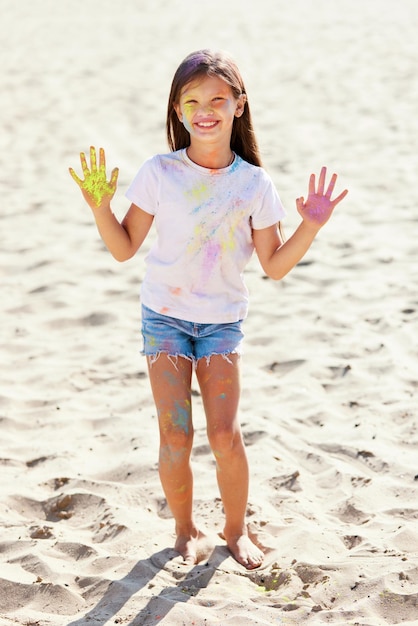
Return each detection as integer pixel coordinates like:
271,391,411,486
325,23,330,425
69,49,348,570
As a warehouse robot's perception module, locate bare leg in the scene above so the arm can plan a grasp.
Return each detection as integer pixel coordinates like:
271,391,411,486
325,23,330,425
147,354,203,564
196,354,264,569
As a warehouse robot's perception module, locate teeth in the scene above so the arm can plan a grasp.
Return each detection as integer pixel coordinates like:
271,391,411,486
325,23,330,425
197,122,217,127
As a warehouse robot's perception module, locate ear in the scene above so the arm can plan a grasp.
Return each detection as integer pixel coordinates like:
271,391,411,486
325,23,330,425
234,93,247,118
174,103,183,122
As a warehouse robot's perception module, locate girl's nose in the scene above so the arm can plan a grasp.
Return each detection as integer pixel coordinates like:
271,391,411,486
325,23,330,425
199,103,214,115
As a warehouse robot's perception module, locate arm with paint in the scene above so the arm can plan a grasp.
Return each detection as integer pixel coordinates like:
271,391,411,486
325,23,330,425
69,146,153,262
253,167,348,281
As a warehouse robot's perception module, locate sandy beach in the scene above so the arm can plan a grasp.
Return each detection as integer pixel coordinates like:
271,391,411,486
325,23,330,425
1,0,417,624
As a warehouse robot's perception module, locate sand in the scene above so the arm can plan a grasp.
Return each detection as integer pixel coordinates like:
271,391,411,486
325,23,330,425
1,0,417,624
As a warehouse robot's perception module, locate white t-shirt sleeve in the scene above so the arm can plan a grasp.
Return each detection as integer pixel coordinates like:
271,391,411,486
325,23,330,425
251,171,286,230
125,156,160,215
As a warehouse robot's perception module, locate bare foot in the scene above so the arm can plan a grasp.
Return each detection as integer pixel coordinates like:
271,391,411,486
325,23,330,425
222,530,264,569
175,529,208,565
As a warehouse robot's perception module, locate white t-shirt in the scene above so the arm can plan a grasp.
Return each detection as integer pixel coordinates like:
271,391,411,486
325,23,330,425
125,149,285,323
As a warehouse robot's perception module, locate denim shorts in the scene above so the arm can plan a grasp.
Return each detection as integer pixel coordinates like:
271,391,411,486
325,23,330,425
141,305,244,365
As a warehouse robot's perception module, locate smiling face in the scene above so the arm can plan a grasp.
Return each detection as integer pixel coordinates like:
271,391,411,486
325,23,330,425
174,75,246,148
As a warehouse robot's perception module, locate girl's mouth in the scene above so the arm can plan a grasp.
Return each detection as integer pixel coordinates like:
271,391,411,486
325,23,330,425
195,121,219,128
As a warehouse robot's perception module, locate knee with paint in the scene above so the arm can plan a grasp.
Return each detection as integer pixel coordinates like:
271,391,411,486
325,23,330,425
159,443,191,469
158,400,193,446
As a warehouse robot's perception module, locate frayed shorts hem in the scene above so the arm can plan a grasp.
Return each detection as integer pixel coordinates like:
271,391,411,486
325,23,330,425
144,349,241,369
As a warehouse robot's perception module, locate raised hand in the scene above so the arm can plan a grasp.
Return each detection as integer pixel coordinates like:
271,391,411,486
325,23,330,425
296,167,348,229
69,146,119,211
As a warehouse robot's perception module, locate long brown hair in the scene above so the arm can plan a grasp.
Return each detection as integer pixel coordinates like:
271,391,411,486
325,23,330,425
166,49,262,167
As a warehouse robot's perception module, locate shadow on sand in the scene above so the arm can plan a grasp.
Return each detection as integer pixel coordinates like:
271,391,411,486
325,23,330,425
66,545,231,626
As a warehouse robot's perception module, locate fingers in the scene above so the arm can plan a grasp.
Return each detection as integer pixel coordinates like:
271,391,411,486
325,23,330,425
80,151,89,177
110,167,119,188
331,188,349,207
309,167,348,202
308,167,327,195
323,169,348,205
90,145,97,171
69,167,82,186
308,173,316,196
295,196,305,211
325,172,337,198
73,146,113,178
317,166,326,194
99,147,106,172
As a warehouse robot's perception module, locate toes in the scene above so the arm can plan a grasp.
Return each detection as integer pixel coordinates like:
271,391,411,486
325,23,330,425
225,535,264,569
238,556,250,568
247,555,263,569
237,554,262,570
